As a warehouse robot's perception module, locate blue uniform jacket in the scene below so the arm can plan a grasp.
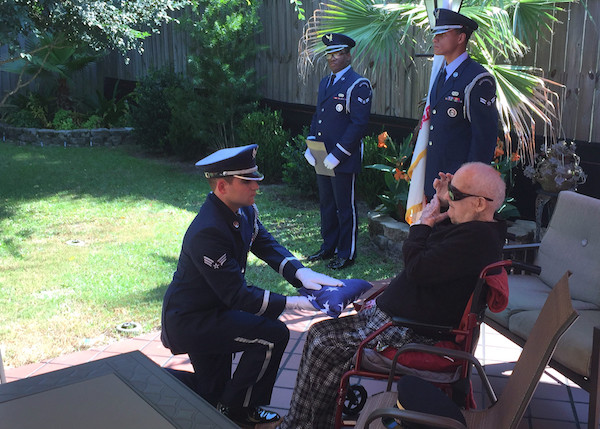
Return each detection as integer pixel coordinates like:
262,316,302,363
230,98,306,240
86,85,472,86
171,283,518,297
425,57,498,197
310,67,372,174
161,192,304,354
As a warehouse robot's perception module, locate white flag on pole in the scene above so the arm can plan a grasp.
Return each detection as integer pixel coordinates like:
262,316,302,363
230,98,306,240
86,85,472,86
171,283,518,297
405,54,445,224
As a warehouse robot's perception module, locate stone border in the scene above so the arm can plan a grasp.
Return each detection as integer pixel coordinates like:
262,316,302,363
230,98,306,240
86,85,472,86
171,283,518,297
0,123,135,147
367,211,410,258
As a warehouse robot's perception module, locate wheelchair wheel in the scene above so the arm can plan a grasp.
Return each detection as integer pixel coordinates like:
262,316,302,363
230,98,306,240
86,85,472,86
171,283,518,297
342,384,367,416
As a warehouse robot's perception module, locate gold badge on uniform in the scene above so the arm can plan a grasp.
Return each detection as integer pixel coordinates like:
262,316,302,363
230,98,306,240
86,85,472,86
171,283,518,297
447,107,457,118
336,103,344,112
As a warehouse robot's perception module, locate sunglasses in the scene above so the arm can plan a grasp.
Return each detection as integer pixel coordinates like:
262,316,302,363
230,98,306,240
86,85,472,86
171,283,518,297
448,182,493,202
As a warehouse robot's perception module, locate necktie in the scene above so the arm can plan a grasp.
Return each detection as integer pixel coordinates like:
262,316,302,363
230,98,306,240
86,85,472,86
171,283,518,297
328,74,336,87
435,67,447,97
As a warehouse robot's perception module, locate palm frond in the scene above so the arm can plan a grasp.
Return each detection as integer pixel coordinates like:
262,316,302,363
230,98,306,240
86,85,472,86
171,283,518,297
509,0,572,46
491,64,563,163
298,1,423,80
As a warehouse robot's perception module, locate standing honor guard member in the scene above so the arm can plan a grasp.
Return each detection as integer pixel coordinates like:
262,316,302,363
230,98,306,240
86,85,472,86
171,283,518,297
304,33,372,270
425,8,498,199
160,144,341,427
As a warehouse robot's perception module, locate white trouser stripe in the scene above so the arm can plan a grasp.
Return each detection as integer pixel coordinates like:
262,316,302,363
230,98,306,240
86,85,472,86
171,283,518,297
350,174,356,258
234,337,274,407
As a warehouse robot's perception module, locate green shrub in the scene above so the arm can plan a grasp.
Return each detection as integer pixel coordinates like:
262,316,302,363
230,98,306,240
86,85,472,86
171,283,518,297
52,109,76,130
358,134,388,208
4,91,53,128
184,0,262,149
129,68,184,153
164,85,207,160
282,128,318,198
81,115,103,129
238,108,289,183
92,82,130,128
5,109,45,128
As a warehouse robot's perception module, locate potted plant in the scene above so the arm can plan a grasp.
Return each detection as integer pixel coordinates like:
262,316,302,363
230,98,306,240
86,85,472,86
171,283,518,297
524,140,587,193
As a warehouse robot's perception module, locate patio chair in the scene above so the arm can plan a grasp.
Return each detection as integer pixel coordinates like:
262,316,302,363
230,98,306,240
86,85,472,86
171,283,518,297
358,270,578,429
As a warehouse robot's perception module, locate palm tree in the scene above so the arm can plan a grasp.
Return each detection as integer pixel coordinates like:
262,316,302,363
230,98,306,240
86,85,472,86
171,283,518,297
1,32,104,111
298,0,581,164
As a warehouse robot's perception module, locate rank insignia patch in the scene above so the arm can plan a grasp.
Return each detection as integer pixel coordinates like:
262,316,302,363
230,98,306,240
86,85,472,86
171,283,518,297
204,253,227,269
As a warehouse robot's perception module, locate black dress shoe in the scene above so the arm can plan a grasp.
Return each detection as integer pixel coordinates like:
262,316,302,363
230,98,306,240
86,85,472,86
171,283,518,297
327,256,355,270
305,249,335,262
218,403,281,427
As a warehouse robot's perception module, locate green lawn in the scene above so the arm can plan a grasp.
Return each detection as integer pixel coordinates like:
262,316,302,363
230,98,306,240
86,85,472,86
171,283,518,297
0,142,400,367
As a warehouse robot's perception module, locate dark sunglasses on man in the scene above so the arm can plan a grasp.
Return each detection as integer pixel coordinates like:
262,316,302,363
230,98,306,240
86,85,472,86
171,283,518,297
448,182,493,202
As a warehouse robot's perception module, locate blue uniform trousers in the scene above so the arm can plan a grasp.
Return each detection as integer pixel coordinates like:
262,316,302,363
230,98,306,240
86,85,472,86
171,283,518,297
187,309,289,408
316,172,358,260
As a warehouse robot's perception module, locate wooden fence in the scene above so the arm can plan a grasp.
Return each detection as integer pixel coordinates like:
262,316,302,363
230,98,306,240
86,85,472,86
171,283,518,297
1,1,598,144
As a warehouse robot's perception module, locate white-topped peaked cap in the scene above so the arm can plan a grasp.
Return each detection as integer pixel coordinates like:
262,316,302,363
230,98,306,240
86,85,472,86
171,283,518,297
432,8,478,35
195,144,264,181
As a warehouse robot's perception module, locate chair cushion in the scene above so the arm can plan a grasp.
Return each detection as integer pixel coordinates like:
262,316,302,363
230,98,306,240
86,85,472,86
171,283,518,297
509,309,600,377
536,191,600,306
299,278,372,318
485,274,597,327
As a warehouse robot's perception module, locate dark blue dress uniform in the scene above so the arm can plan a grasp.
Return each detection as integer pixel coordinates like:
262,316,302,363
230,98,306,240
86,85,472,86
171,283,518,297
310,35,372,262
161,145,304,411
424,9,498,198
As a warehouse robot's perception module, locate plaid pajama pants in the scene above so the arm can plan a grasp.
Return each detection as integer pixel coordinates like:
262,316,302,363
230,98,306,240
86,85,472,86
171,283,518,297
279,306,436,429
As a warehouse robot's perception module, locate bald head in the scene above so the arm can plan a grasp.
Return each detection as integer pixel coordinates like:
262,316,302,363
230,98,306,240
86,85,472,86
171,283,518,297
457,162,505,210
446,162,505,223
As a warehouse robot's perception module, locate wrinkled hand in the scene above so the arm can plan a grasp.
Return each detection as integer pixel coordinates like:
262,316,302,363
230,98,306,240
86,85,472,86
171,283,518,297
304,148,316,167
432,172,453,207
323,153,340,170
285,296,317,311
419,195,449,227
295,267,343,291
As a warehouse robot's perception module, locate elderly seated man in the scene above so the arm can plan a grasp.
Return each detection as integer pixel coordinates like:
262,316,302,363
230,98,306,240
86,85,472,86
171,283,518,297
278,162,507,429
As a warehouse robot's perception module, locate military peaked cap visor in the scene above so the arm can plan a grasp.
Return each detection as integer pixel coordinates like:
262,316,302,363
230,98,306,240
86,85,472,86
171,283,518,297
195,144,264,181
432,8,478,35
322,33,356,54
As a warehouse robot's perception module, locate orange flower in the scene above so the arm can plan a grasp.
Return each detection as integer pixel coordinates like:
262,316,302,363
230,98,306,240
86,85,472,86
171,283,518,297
394,169,407,182
378,132,389,148
494,145,504,159
511,153,520,162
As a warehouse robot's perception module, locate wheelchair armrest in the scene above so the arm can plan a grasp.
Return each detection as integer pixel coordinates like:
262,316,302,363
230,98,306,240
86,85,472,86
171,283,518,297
391,316,455,337
365,408,468,429
388,344,498,405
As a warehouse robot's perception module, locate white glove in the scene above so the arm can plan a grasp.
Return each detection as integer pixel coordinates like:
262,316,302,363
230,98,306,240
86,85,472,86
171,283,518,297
295,267,343,291
304,148,316,166
285,296,317,311
323,153,340,170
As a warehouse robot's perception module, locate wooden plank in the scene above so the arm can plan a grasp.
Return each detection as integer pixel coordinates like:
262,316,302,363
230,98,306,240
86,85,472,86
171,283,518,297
560,2,585,140
575,0,600,143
